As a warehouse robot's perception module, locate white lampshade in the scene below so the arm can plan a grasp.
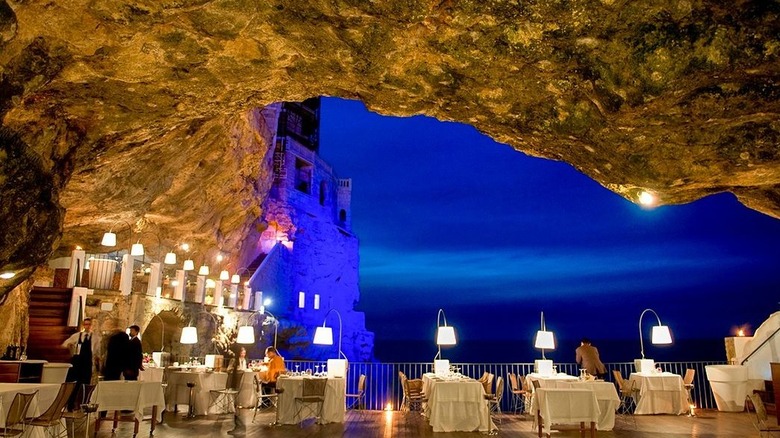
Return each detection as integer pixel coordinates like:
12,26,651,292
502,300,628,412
219,270,230,281
101,232,116,247
130,243,144,256
652,325,673,344
180,326,197,344
182,259,195,271
313,326,334,345
236,326,255,344
436,326,456,345
535,330,555,350
231,274,240,284
198,265,210,276
164,252,177,265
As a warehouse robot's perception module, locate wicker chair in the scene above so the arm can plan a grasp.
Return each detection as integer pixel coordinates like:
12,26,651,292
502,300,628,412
293,378,327,426
612,370,637,428
747,393,780,437
683,369,695,405
508,373,529,414
485,376,504,425
399,371,426,412
27,382,76,438
0,391,37,438
252,374,279,422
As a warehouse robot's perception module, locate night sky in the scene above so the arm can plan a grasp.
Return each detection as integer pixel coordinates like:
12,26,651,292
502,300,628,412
319,97,780,364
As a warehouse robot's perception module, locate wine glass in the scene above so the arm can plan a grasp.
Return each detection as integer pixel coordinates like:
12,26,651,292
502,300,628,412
321,364,327,377
315,364,321,376
295,364,300,375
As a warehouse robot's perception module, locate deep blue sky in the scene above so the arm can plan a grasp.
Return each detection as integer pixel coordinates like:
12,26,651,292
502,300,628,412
319,97,780,363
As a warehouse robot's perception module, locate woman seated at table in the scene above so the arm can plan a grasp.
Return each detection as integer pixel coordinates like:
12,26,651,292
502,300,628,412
260,346,285,394
227,347,248,371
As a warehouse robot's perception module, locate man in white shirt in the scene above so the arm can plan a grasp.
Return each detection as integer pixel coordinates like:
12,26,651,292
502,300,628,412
62,318,99,408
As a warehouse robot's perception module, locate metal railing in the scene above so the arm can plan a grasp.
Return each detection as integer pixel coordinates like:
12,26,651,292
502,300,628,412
284,360,726,412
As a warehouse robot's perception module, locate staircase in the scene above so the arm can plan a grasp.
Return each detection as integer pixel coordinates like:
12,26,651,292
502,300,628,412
245,252,269,279
26,287,73,363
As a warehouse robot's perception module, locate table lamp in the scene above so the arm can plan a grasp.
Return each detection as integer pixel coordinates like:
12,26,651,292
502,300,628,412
635,308,673,373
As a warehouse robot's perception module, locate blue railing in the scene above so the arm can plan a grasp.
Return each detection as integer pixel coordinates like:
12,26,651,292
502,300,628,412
284,360,726,412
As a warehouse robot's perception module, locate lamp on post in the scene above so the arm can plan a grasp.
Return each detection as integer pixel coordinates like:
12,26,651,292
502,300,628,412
236,310,278,349
635,308,673,373
148,313,170,368
534,311,556,376
313,309,348,377
433,308,456,376
179,311,221,353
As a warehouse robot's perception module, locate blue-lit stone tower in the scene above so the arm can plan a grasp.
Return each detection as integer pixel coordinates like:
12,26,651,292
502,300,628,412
249,98,374,361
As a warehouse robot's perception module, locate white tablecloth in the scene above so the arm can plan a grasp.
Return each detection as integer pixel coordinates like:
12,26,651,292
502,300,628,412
165,371,228,415
91,381,165,422
526,373,579,391
629,372,689,415
533,388,600,434
276,376,345,425
422,373,494,433
0,383,60,438
544,380,620,430
139,367,165,382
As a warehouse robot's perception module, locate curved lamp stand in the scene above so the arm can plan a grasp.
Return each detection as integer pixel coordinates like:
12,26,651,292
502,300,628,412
534,311,555,360
435,308,457,360
236,310,278,349
149,313,165,352
313,309,347,360
638,308,673,358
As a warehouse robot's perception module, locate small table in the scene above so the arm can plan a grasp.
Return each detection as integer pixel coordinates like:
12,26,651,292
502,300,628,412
544,380,620,430
421,373,495,433
628,372,688,415
533,388,599,438
275,376,345,425
139,367,164,383
91,381,165,438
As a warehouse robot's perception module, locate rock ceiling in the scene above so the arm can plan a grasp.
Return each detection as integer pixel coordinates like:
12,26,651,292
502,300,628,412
1,0,779,297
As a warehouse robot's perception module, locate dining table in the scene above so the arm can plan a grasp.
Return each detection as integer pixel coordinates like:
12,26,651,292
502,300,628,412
539,380,620,430
0,383,60,438
532,388,599,438
275,375,345,425
91,380,165,438
138,367,165,383
421,373,495,433
525,372,579,390
165,369,229,416
628,372,689,415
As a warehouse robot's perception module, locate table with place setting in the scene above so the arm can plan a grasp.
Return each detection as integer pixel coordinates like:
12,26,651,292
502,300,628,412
539,379,620,430
91,380,166,437
628,371,689,415
525,372,579,390
275,374,346,425
421,373,495,433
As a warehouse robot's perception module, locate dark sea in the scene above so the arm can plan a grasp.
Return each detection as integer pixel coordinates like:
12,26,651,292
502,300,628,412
372,337,726,364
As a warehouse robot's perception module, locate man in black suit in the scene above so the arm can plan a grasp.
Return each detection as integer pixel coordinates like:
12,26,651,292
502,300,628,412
103,327,130,381
123,325,144,380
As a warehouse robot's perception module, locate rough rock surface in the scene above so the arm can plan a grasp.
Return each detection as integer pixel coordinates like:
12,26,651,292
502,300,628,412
1,0,780,297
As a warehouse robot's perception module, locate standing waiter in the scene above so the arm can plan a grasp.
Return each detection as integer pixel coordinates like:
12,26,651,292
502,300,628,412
62,318,99,407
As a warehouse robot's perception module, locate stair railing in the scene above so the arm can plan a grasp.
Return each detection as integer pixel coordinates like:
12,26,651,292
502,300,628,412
742,326,780,365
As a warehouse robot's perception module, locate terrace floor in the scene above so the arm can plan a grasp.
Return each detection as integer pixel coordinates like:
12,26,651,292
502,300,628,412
88,407,765,438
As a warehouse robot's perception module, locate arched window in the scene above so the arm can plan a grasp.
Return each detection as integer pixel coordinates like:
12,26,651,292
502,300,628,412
339,209,347,223
319,181,326,205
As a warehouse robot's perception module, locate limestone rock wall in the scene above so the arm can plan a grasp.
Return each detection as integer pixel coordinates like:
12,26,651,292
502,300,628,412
2,0,780,298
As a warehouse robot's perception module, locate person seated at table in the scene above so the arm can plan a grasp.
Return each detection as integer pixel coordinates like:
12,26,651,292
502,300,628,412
227,347,248,371
575,338,607,380
259,347,285,401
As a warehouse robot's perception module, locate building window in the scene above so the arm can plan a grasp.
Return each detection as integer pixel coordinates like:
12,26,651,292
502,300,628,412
314,294,320,310
298,291,305,309
295,158,313,194
339,209,347,223
319,181,327,205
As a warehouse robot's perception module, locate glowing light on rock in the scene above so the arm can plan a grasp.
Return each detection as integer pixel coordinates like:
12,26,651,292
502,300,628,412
638,191,656,207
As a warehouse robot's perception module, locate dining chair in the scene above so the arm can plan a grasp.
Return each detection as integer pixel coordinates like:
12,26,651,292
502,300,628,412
209,370,245,415
481,373,495,396
293,378,327,426
400,372,425,412
683,369,695,405
27,381,76,438
747,393,780,437
0,391,38,438
612,371,637,428
252,374,278,422
520,374,534,413
508,373,528,415
61,384,96,438
485,376,504,425
346,374,367,411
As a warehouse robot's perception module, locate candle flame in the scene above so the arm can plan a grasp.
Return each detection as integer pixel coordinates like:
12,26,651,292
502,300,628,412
385,402,393,411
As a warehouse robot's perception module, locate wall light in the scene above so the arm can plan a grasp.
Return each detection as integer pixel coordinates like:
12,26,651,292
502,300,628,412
236,309,278,348
131,243,145,256
0,272,15,280
198,265,210,276
219,270,230,281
